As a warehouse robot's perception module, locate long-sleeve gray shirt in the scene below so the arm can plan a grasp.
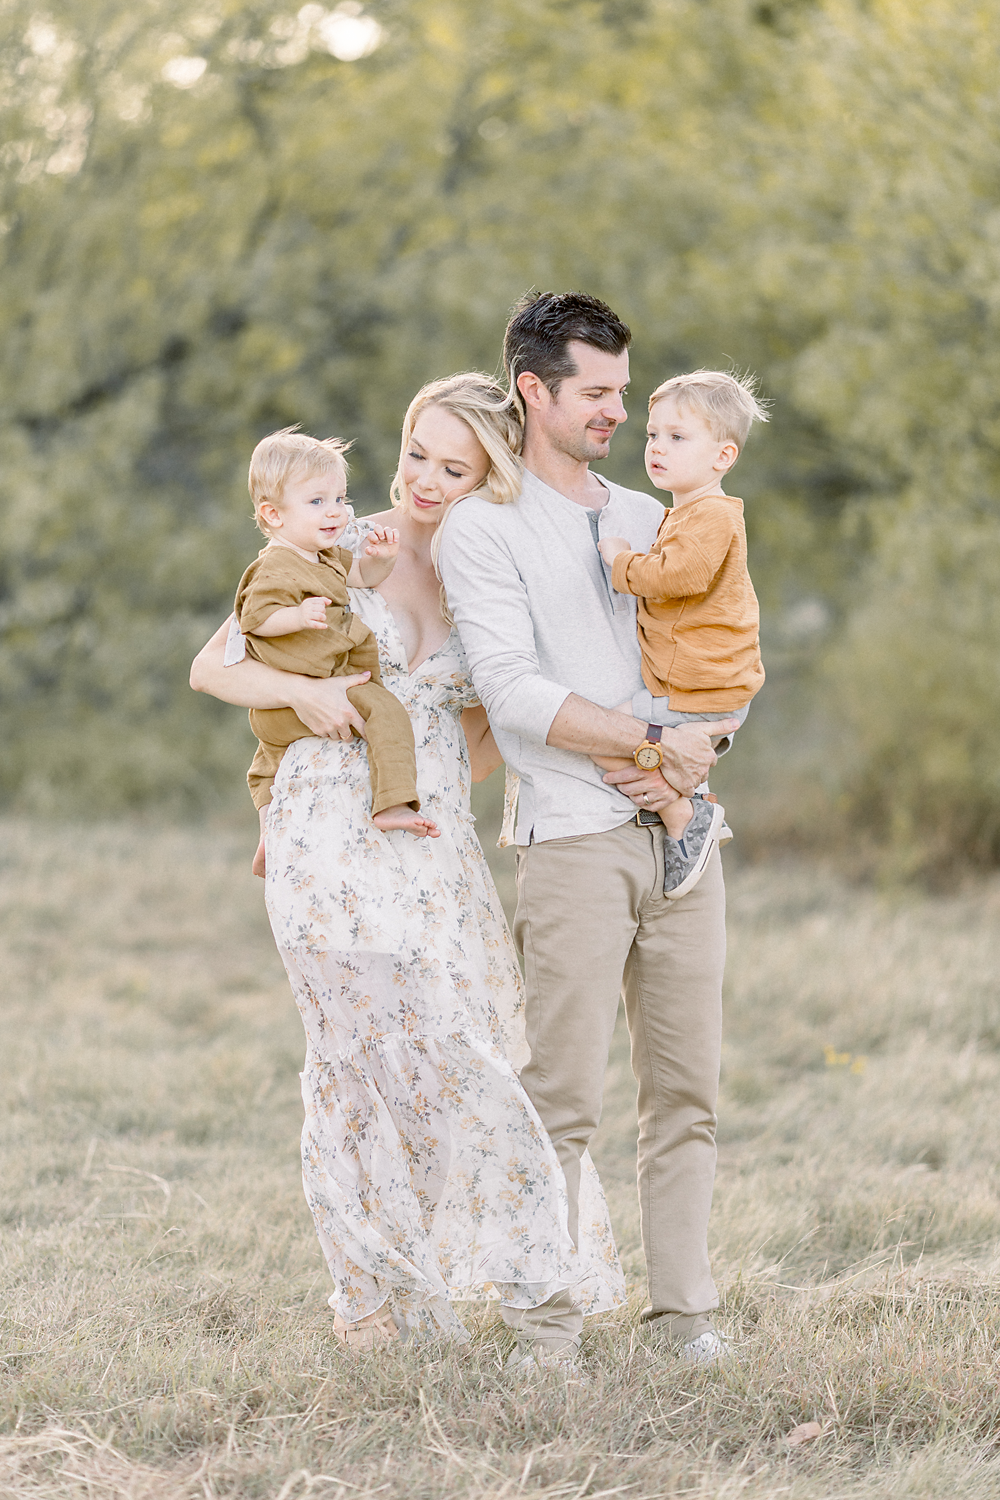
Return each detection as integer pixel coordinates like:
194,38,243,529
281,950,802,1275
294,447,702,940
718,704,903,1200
438,468,664,844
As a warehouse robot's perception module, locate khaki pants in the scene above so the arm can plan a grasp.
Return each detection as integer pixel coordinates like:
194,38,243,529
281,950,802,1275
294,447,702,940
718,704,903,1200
501,818,726,1347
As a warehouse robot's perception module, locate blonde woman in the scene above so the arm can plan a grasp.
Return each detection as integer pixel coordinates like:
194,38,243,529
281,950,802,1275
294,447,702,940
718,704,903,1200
191,374,624,1356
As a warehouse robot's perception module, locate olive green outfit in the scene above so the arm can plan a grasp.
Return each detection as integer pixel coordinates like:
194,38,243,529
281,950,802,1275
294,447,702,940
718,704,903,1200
235,544,418,814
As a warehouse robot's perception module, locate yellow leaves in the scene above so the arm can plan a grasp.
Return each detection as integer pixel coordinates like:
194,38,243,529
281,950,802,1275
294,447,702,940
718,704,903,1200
824,1045,867,1075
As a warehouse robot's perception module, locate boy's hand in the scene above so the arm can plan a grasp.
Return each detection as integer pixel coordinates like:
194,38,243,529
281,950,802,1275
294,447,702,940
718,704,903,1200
598,536,631,566
364,526,400,563
297,595,331,630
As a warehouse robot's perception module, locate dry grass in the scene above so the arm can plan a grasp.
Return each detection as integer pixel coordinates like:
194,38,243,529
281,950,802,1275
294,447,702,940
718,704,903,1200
4,813,1000,1499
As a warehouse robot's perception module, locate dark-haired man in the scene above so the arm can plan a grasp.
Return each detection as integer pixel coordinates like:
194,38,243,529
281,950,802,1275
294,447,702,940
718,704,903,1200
438,292,739,1370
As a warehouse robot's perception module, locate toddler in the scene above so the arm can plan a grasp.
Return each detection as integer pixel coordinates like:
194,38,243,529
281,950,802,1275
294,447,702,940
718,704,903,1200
234,427,438,877
598,370,767,898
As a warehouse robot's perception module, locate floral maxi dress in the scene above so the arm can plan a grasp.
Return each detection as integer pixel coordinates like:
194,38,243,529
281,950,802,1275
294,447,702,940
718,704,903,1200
264,585,625,1337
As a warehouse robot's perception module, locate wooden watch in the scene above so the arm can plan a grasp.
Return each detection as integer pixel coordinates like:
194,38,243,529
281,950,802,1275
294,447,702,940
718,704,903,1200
633,724,664,772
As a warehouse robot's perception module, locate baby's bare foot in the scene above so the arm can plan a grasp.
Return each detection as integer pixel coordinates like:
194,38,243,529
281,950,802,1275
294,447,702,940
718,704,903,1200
373,805,440,838
252,838,266,878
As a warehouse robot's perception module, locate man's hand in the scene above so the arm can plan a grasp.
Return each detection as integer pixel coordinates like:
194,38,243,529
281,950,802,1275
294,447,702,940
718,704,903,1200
297,595,331,630
601,762,682,812
286,672,371,740
597,535,631,566
601,719,739,804
660,719,739,791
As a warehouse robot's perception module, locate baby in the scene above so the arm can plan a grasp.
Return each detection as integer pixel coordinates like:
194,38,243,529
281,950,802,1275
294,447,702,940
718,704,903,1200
598,370,767,898
235,427,438,877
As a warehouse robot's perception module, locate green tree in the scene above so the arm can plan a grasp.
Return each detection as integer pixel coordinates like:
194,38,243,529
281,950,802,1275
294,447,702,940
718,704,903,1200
2,0,998,876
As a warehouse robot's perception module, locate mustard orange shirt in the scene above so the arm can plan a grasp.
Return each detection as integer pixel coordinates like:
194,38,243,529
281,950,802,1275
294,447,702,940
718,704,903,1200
610,493,764,712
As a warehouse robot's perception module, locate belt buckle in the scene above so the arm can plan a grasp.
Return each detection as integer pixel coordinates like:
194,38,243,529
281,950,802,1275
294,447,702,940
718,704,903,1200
636,807,663,827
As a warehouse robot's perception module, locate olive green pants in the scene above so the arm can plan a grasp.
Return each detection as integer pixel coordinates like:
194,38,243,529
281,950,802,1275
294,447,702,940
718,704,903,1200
501,818,726,1348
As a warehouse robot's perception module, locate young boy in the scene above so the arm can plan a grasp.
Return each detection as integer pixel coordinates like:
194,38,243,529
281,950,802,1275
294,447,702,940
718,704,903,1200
235,427,438,877
597,370,767,898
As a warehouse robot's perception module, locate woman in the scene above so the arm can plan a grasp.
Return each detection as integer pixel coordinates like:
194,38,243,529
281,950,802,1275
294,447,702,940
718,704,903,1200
191,374,624,1349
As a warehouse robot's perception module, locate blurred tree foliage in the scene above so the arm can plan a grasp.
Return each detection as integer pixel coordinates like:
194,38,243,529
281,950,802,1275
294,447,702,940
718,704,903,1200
0,0,997,871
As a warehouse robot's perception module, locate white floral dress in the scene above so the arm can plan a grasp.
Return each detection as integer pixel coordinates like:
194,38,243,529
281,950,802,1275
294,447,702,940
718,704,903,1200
263,585,625,1338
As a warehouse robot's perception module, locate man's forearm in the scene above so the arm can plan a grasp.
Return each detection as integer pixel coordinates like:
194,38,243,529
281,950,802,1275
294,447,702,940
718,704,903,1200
547,692,726,796
545,694,646,756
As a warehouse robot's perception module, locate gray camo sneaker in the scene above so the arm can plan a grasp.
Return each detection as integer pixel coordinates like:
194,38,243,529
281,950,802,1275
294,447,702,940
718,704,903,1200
662,795,725,900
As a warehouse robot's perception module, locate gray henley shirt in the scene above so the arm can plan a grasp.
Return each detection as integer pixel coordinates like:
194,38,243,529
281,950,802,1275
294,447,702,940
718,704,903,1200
438,468,665,844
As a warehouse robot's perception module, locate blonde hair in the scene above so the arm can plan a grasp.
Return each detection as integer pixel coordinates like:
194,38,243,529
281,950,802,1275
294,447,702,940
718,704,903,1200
648,370,770,448
391,372,523,514
390,373,522,621
248,426,351,537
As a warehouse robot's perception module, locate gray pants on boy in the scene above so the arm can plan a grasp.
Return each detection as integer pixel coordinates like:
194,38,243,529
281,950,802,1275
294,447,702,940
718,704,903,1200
632,691,750,756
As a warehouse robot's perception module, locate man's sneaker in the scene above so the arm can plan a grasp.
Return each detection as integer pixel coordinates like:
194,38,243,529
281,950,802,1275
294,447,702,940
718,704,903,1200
662,795,725,900
679,1328,731,1365
504,1339,583,1378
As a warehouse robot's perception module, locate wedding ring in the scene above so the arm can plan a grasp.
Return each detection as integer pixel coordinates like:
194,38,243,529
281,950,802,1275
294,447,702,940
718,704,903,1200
643,793,650,804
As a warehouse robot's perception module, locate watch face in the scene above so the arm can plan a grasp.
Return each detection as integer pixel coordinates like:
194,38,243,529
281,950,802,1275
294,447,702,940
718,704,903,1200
635,744,663,770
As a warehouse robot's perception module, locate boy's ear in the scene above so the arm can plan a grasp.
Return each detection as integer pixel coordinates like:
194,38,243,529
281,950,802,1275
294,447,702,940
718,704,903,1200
716,440,740,473
258,500,283,530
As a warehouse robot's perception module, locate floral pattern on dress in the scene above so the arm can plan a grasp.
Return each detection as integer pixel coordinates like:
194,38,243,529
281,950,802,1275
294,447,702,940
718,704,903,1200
264,585,625,1335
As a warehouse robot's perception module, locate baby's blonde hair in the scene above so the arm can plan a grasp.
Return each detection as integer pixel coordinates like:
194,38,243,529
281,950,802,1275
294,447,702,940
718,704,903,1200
248,426,351,537
648,370,769,448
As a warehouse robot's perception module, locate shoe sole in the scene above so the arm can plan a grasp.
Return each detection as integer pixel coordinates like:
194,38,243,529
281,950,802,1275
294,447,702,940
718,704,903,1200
664,802,725,901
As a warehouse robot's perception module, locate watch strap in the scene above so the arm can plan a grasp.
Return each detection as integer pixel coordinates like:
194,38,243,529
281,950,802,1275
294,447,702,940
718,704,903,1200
646,724,663,743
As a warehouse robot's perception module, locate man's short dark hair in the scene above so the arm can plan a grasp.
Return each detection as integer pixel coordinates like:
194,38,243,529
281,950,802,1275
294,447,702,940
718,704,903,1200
503,291,632,406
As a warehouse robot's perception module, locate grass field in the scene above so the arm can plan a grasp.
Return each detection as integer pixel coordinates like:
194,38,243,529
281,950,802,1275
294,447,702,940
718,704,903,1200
4,805,1000,1499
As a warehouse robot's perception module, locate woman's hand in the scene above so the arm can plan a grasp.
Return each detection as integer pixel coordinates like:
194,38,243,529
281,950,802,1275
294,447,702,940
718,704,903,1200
190,616,368,739
286,673,370,740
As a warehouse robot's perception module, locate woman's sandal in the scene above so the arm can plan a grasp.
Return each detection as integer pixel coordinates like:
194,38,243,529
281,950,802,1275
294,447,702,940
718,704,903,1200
333,1305,402,1354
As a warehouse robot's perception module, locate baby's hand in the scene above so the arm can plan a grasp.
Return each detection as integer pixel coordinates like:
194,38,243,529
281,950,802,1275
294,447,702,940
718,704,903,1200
364,526,400,562
598,536,631,565
298,596,331,630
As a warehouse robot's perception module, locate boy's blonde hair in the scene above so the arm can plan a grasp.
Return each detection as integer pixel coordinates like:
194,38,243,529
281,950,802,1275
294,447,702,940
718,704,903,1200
392,371,523,514
248,426,351,537
648,370,769,448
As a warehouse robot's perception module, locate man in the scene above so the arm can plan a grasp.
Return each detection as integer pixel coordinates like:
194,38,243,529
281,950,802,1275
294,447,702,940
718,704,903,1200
437,291,739,1368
